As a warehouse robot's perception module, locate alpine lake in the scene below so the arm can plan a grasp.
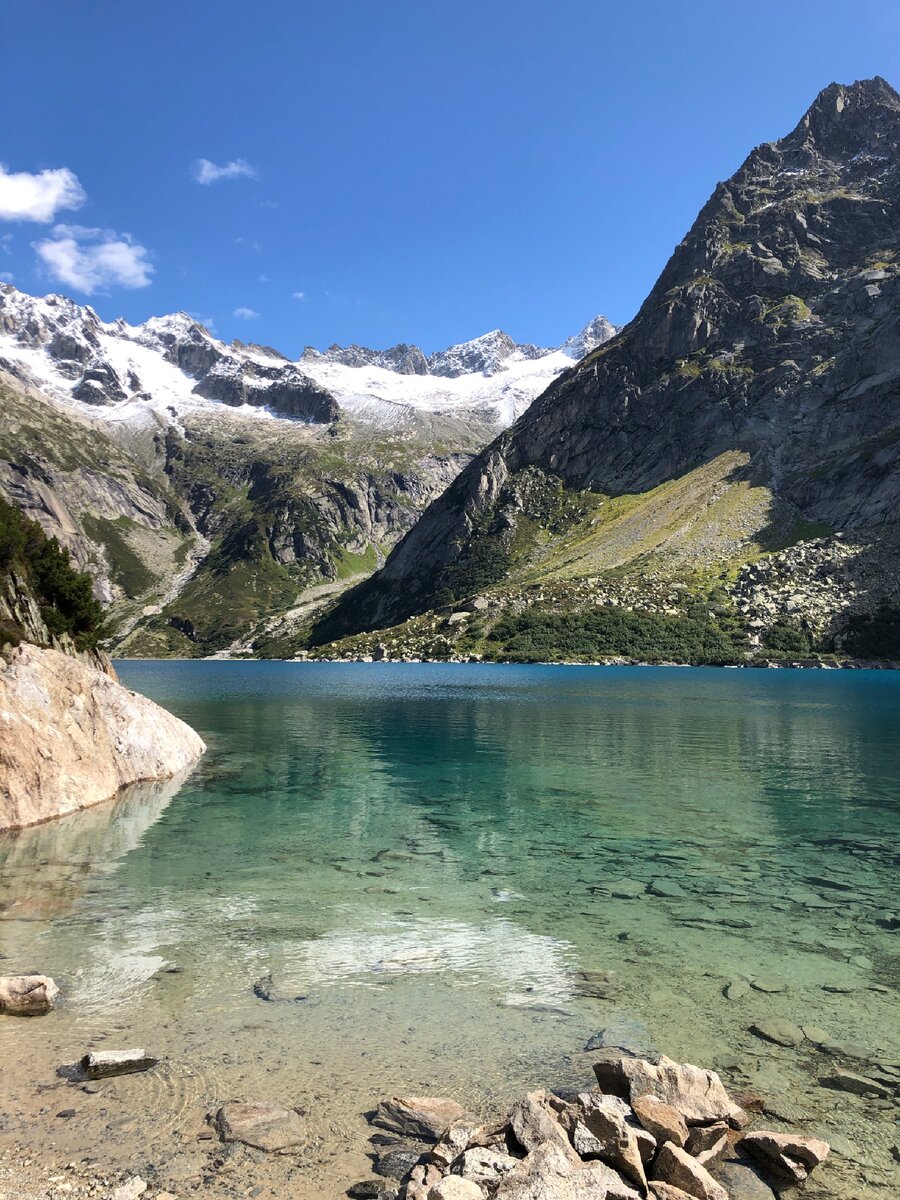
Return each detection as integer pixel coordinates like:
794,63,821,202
1,663,898,1199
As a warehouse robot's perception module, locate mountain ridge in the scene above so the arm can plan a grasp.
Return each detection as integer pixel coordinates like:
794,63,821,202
311,76,900,661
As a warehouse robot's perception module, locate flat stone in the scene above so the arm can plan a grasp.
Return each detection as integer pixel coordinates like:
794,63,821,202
724,980,749,1001
648,880,687,899
821,1069,892,1098
0,974,60,1015
847,954,873,968
631,1095,688,1149
800,1025,830,1045
738,1131,829,1183
374,1096,471,1141
609,881,646,899
215,1102,304,1152
80,1049,159,1078
652,1143,727,1200
749,1020,804,1048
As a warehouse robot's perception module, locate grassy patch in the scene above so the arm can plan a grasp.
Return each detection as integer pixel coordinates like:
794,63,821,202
81,514,156,598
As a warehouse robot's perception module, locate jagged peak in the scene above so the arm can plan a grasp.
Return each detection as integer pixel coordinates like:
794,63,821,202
783,75,900,157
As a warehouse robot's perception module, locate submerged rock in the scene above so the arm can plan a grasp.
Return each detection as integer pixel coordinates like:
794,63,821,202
215,1101,305,1152
80,1049,158,1078
374,1096,471,1141
749,1020,805,1048
0,974,59,1015
713,1157,776,1200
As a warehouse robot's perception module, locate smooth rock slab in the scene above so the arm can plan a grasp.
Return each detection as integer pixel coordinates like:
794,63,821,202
509,1091,571,1154
81,1049,158,1078
215,1101,304,1152
375,1096,471,1141
652,1143,727,1200
821,1069,892,1098
738,1131,829,1183
0,974,59,1015
749,1020,804,1048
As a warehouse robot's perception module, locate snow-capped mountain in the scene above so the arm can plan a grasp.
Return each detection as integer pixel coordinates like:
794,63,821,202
0,283,617,432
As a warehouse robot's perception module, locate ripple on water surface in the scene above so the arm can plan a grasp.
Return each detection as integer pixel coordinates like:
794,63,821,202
1,663,898,1197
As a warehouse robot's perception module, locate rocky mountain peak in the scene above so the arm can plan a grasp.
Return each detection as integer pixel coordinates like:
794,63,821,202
794,76,900,151
562,315,619,360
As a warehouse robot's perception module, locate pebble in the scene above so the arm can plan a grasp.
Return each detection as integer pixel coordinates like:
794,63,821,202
724,980,749,1001
648,879,687,898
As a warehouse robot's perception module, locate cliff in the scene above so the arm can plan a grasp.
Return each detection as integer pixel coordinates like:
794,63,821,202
0,497,205,830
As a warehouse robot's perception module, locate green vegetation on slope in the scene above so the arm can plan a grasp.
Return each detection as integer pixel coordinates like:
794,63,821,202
0,496,103,648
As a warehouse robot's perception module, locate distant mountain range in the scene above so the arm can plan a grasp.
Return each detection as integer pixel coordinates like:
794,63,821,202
0,283,615,656
0,285,615,431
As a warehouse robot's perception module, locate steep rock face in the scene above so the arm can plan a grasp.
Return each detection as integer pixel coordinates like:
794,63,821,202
320,77,900,637
0,642,205,830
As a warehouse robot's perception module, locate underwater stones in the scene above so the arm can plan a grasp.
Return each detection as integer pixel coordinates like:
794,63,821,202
374,1096,471,1141
724,980,750,1001
609,880,646,899
80,1049,158,1078
215,1101,304,1152
738,1131,829,1183
584,1019,653,1057
749,979,785,994
821,1068,893,1098
631,1095,689,1149
749,1020,805,1047
0,974,59,1015
648,879,687,899
652,1143,728,1200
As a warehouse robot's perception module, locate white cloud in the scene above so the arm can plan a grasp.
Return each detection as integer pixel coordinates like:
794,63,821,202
0,271,13,283
34,224,154,294
232,306,259,320
0,165,86,222
193,158,257,185
291,291,306,300
258,273,271,283
1,233,12,253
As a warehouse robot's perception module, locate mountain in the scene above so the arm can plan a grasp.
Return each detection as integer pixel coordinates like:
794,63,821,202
0,284,614,656
313,77,900,663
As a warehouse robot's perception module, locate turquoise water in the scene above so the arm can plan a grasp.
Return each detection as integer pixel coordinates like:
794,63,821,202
1,663,898,1196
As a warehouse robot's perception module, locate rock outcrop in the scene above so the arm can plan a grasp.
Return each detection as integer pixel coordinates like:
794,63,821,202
0,641,205,830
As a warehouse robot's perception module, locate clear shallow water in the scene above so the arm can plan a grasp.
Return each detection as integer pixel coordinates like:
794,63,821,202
1,663,898,1196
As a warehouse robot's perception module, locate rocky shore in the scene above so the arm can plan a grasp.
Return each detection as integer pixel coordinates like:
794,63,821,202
345,1054,832,1200
0,642,205,830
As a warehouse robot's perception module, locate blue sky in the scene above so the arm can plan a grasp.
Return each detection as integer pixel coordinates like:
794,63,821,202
1,0,898,354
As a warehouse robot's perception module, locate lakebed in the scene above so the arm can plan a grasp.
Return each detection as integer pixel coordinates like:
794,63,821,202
0,663,897,1198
